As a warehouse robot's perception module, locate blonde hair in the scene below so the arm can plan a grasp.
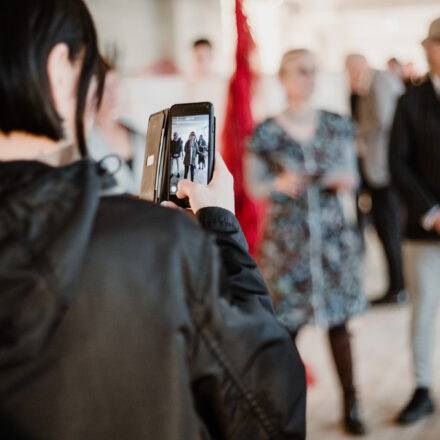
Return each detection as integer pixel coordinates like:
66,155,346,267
278,49,313,76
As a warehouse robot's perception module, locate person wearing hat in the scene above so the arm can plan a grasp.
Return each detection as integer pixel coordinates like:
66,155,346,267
389,17,440,425
184,131,198,182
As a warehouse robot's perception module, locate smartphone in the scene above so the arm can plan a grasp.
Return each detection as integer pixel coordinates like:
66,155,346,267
140,109,168,203
167,102,215,208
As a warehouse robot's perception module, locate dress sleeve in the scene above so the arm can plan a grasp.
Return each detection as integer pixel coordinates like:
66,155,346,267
245,122,277,199
329,116,359,183
341,117,359,177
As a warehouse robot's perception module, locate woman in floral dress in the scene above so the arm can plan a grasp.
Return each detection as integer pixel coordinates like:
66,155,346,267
247,49,369,436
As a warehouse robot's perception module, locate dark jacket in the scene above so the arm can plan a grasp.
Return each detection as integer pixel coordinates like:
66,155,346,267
0,159,306,440
184,140,198,166
170,138,183,157
389,76,440,241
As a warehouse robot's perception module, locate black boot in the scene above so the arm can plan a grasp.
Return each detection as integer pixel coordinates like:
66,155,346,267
344,391,367,436
396,388,435,424
371,289,408,305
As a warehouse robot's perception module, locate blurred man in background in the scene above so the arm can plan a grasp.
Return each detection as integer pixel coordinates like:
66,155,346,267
387,57,419,91
390,17,440,425
387,57,406,83
346,54,406,305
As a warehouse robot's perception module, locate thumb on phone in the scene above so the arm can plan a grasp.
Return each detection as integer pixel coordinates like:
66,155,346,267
176,152,235,214
176,179,196,200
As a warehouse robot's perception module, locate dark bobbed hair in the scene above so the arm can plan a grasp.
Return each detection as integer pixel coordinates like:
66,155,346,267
0,0,105,156
193,38,212,49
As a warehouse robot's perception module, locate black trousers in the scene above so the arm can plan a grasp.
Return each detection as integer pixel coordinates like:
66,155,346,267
184,165,195,182
358,180,405,292
370,186,405,292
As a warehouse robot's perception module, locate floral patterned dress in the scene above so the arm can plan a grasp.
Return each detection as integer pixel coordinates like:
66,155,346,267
248,110,368,332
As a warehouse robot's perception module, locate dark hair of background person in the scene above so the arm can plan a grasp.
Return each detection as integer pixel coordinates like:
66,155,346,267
0,0,106,157
387,57,399,64
193,38,212,49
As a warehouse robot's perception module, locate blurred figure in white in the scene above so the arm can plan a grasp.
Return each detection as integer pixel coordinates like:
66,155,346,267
87,62,145,195
192,38,215,79
346,53,406,306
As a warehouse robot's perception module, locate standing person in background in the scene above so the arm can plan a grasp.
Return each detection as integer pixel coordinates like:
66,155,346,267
346,55,363,123
197,134,207,169
346,54,406,305
387,58,406,83
246,49,368,436
192,38,215,79
87,62,145,195
387,57,418,91
184,131,198,182
170,132,183,177
390,17,440,425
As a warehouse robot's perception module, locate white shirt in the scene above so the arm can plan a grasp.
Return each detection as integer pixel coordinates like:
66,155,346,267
431,74,440,97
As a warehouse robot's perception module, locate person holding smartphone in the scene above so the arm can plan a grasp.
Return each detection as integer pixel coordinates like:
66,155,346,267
0,1,306,439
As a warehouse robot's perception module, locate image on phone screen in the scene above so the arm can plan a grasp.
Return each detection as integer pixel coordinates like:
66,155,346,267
169,115,209,196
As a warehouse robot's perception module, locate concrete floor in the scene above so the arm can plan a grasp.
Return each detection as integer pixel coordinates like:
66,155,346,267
297,227,440,440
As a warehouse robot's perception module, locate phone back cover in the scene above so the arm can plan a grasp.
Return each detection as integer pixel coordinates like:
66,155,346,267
139,109,168,202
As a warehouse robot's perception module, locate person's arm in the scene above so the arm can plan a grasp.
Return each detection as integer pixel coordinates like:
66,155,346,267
189,208,306,439
244,152,277,199
389,96,438,224
245,123,278,199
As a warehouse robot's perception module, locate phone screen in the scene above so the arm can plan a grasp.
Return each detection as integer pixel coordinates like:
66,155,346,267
169,114,210,196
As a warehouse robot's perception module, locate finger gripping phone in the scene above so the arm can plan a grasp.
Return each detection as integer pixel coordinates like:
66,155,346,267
140,102,215,208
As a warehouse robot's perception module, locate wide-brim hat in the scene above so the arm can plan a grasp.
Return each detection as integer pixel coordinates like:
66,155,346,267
422,18,440,46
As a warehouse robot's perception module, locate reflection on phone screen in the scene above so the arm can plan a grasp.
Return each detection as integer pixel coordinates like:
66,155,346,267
169,115,209,195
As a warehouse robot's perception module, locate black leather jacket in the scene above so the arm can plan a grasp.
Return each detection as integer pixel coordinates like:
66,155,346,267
0,159,306,439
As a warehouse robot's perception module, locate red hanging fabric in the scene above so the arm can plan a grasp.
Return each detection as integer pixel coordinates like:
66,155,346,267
221,0,263,255
221,1,316,387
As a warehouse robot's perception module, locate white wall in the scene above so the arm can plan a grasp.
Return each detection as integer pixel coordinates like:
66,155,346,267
85,0,440,75
85,0,163,71
85,0,440,139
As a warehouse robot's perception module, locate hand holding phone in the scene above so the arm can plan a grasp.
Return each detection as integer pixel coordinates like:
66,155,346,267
168,151,234,214
140,102,215,207
274,170,309,199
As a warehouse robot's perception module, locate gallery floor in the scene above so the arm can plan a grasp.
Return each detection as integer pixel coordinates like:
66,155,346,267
298,227,440,440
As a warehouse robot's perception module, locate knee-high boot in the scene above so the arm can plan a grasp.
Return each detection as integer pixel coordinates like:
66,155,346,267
328,323,366,436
